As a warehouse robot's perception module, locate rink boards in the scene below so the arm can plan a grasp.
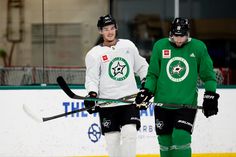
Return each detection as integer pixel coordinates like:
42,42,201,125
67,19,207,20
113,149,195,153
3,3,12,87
0,87,235,157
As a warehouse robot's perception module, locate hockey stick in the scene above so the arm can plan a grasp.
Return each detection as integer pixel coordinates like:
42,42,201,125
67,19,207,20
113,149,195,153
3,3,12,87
23,103,95,123
57,76,203,110
150,103,203,109
23,103,43,123
23,93,137,123
57,76,136,103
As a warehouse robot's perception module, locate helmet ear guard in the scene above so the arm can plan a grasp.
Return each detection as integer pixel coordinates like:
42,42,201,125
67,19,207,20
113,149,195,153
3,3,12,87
170,17,190,37
97,14,117,30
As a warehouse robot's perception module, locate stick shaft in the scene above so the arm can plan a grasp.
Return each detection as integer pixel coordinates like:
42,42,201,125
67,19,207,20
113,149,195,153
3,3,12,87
57,76,203,110
42,93,137,122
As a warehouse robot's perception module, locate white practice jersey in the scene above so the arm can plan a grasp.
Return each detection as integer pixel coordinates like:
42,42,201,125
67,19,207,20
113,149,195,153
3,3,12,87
85,39,148,107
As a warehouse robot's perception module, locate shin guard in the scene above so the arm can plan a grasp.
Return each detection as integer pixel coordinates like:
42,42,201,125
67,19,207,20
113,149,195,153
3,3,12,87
104,131,121,157
120,124,137,157
158,134,173,157
172,129,191,157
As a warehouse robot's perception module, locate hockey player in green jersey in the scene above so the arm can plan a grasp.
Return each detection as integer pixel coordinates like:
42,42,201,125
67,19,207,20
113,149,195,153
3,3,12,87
135,17,219,157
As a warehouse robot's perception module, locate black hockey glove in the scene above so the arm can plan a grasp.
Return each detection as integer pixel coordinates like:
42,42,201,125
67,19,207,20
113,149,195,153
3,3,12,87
84,91,99,114
202,91,220,118
135,88,153,110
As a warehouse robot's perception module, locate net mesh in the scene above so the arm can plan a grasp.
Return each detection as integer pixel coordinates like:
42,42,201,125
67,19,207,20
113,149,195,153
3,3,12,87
0,66,85,86
197,68,224,87
0,66,226,86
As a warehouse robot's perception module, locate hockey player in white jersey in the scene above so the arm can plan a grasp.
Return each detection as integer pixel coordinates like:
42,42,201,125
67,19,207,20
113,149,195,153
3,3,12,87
84,14,149,157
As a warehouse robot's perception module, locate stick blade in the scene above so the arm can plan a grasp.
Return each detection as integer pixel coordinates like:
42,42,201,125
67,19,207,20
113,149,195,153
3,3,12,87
57,76,75,98
22,104,43,123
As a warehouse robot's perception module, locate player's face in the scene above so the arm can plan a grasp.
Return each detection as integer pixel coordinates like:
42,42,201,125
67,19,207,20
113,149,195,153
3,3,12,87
100,24,117,42
172,35,188,47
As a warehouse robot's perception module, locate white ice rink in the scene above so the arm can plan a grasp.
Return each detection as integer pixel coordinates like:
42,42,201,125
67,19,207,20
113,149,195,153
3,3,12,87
0,88,235,156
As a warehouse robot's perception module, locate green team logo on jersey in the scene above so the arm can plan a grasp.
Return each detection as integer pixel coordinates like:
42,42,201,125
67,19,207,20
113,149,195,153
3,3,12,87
108,57,130,81
166,57,189,82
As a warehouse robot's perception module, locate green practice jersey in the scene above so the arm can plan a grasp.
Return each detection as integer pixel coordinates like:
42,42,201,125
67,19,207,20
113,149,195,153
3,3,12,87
145,38,217,106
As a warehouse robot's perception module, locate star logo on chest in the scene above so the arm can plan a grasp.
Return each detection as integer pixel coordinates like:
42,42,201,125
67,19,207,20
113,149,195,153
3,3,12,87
170,63,184,76
112,62,126,76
